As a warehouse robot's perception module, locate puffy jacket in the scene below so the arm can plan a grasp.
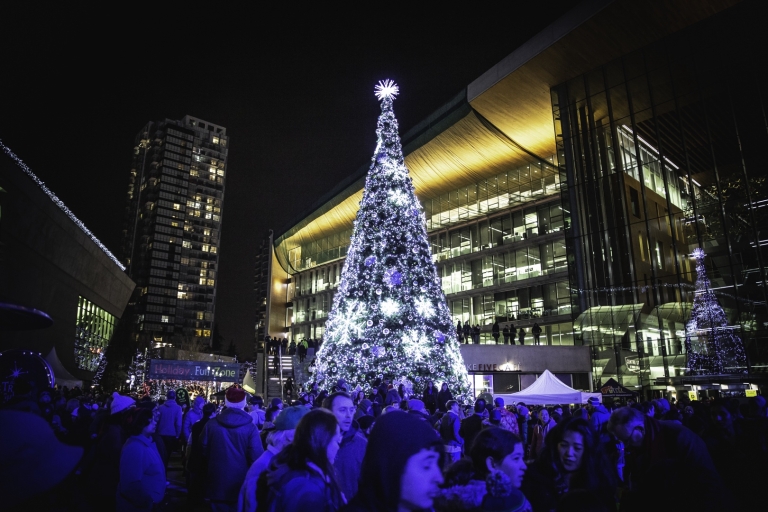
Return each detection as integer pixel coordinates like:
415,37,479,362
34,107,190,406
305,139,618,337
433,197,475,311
201,407,264,502
156,400,182,437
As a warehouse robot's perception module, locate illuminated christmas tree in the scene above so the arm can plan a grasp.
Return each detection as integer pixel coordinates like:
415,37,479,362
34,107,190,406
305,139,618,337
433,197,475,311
314,80,472,403
685,248,748,375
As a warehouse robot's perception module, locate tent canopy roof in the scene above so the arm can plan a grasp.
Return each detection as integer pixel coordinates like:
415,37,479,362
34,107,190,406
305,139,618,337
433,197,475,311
494,369,600,405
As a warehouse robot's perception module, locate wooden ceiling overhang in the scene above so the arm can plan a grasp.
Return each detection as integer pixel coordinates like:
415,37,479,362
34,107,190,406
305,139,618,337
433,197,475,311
274,0,741,272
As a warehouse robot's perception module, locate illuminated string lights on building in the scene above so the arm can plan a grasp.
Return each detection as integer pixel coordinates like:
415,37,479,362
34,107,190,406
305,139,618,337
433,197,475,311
314,82,472,402
0,139,125,270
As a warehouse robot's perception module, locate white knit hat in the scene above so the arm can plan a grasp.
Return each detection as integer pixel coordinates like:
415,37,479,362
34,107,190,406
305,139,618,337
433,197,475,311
111,392,135,415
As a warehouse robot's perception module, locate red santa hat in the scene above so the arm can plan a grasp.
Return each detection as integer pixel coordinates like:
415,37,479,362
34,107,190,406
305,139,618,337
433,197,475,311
225,386,247,409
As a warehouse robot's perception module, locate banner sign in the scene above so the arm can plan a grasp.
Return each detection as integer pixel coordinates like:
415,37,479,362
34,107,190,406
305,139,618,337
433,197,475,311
148,360,240,382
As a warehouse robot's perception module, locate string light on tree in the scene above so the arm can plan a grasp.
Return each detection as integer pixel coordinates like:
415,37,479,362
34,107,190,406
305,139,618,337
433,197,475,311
685,248,748,375
314,80,472,403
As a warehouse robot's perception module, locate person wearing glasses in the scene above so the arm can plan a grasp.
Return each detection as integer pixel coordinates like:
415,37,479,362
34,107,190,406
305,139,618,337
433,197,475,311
606,406,727,511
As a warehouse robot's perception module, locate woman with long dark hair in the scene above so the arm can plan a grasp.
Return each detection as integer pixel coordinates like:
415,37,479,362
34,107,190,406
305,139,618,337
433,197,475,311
259,408,345,511
521,417,617,512
343,411,445,512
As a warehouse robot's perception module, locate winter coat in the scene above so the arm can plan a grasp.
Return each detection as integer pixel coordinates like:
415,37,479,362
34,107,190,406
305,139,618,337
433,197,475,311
182,402,204,441
156,400,182,437
459,414,485,453
434,479,486,512
237,445,279,512
86,419,126,504
438,410,463,447
530,418,557,458
335,419,368,501
620,417,727,511
589,404,611,434
201,407,264,502
385,388,401,406
498,407,520,436
422,387,438,412
437,389,454,412
262,460,344,512
116,434,165,512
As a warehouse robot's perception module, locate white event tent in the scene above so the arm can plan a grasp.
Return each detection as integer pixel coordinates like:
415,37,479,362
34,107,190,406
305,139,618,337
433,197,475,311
493,369,601,405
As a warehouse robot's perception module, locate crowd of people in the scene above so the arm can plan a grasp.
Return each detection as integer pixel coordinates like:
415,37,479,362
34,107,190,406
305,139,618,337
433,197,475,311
458,320,544,345
2,376,767,511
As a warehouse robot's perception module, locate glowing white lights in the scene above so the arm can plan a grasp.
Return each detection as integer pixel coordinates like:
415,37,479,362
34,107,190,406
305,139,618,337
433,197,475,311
415,297,435,318
1,140,126,271
380,298,400,317
388,189,409,206
374,79,399,101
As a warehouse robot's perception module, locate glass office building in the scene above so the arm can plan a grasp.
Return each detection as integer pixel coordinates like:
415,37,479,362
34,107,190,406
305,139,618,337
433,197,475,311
552,0,768,396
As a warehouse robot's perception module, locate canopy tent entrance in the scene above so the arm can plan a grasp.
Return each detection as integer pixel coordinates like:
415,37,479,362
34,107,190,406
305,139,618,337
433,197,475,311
494,369,601,405
599,378,637,398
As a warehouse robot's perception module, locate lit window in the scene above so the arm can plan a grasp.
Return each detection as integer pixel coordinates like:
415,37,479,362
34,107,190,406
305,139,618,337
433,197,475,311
202,245,209,252
173,203,181,210
200,278,207,285
183,241,192,249
207,279,215,286
74,297,116,372
161,316,169,323
213,136,220,144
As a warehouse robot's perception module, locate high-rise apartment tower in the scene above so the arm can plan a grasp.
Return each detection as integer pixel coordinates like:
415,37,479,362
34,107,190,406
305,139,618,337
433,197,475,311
122,115,227,346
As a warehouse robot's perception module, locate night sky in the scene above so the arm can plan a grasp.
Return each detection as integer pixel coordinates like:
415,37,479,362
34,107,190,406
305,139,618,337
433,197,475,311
3,3,580,358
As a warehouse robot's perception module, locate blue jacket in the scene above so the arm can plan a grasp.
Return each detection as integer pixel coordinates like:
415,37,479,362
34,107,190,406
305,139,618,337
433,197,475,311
589,404,611,434
156,400,182,437
263,461,344,512
201,407,264,502
334,419,367,501
116,435,165,511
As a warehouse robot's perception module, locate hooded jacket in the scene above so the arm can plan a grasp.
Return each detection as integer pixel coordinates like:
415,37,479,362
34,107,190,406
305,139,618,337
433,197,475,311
200,407,264,502
589,404,611,434
335,418,368,501
156,399,182,437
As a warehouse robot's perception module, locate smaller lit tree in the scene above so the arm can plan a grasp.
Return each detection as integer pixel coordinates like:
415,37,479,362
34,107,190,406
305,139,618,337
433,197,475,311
685,248,748,375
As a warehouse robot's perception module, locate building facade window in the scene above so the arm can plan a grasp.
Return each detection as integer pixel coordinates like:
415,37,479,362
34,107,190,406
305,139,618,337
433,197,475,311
74,296,116,371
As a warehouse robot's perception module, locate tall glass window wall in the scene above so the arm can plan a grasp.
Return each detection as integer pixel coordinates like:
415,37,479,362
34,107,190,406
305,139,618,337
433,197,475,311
74,296,116,371
553,4,768,395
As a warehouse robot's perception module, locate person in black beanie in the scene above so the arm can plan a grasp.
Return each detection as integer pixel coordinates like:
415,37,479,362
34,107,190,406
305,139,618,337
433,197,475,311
343,410,445,512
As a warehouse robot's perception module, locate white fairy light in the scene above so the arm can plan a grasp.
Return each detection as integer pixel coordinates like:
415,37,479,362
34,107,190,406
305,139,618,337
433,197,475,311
380,298,400,317
374,79,399,101
1,139,126,270
415,297,435,318
388,189,409,206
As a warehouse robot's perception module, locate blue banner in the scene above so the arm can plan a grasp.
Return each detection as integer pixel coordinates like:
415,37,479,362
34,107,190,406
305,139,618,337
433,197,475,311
148,359,240,382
